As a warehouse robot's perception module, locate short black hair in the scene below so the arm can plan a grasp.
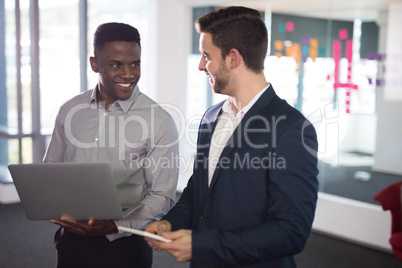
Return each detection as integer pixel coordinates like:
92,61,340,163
93,22,141,56
196,6,268,73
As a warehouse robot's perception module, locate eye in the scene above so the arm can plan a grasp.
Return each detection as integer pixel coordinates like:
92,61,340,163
110,63,120,69
130,62,141,68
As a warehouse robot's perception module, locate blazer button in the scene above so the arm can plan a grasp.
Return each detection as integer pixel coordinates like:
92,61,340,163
201,213,208,220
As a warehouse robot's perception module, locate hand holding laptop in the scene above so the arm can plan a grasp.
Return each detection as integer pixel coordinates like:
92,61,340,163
51,216,118,236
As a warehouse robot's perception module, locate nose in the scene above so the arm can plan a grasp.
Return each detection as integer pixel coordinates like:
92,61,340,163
198,56,206,71
121,65,134,79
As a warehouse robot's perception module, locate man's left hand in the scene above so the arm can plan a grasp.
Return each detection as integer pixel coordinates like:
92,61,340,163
51,216,118,236
146,229,192,263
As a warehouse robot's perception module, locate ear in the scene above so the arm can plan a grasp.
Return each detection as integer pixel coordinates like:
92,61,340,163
228,48,242,69
89,56,98,73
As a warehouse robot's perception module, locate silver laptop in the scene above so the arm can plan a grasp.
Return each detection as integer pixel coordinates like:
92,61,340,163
8,162,142,220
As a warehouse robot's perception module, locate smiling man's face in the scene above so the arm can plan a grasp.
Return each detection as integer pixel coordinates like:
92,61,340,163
198,33,231,96
90,41,141,108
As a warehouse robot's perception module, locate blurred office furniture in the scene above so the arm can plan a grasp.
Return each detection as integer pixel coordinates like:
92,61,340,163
374,181,402,262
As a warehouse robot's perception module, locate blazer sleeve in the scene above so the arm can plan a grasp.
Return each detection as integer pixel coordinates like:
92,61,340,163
191,118,319,266
162,103,223,230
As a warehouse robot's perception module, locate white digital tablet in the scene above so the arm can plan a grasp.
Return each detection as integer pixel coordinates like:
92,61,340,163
117,226,172,242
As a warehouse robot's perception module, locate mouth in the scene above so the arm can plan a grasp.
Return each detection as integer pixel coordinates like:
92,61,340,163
115,81,135,88
206,73,213,83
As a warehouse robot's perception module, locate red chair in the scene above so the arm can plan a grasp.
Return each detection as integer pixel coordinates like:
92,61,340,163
374,181,402,261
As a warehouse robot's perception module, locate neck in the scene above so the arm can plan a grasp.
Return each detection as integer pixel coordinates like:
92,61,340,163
230,73,268,112
96,87,112,110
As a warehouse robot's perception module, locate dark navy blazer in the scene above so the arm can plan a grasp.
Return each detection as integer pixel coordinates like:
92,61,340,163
163,85,319,268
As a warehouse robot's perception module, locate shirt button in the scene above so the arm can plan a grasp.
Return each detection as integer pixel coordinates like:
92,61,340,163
95,137,99,142
201,214,208,220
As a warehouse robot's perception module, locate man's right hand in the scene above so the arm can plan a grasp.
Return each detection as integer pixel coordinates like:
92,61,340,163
144,220,172,251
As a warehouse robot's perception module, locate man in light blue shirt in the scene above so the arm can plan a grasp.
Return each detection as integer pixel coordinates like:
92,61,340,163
44,22,179,268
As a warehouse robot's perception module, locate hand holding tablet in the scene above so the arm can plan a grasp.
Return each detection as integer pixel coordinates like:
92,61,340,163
117,226,172,242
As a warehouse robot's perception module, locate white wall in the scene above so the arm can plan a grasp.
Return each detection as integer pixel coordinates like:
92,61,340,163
313,192,392,252
151,0,195,191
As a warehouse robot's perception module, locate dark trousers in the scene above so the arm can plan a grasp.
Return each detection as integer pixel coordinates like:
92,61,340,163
54,228,153,268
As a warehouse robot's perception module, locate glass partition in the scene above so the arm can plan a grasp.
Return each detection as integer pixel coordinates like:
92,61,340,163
186,4,402,205
265,12,401,204
39,0,80,134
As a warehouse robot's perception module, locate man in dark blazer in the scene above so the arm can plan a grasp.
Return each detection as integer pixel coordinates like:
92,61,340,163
145,6,319,268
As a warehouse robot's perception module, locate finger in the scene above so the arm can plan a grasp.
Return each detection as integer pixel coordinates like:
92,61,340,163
158,224,168,232
53,219,76,229
164,245,192,263
60,217,97,234
60,216,79,224
60,218,87,229
54,222,86,235
50,219,64,227
144,223,155,233
147,243,162,251
145,223,161,235
148,244,162,252
144,237,158,246
145,238,165,251
156,225,170,236
162,230,184,240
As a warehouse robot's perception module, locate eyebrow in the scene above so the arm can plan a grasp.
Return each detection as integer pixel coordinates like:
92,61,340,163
200,50,209,57
108,59,141,64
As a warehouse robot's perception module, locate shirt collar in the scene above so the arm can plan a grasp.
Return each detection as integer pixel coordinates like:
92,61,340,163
222,83,270,118
90,84,140,114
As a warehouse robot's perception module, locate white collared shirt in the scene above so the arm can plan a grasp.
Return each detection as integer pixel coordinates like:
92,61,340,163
208,83,270,186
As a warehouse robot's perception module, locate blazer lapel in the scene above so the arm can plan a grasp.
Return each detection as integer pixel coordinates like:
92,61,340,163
196,102,224,200
205,86,277,197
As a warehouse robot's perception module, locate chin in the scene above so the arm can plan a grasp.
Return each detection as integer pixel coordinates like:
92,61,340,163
212,86,223,95
120,87,135,97
120,94,132,100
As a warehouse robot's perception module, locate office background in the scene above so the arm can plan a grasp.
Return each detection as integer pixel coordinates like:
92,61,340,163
1,0,402,266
